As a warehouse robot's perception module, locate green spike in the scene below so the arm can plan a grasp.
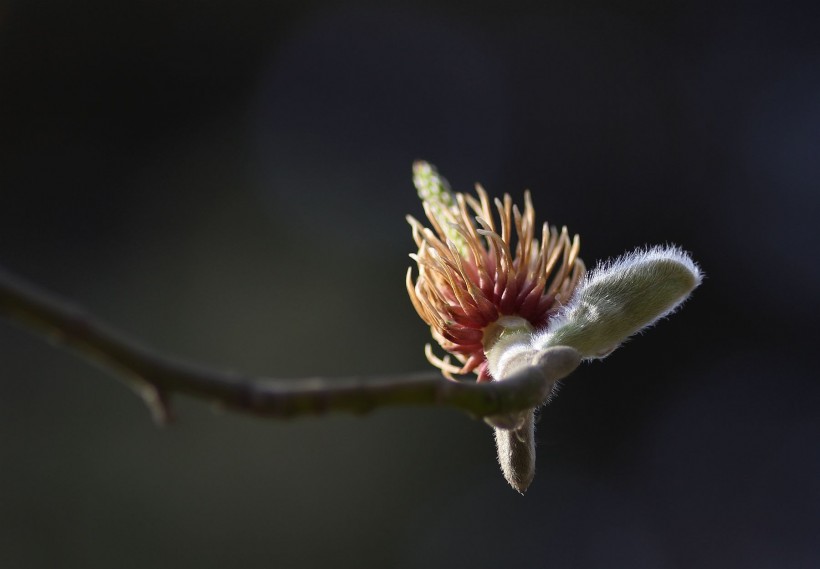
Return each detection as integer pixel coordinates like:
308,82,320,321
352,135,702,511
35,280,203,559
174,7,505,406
412,161,469,255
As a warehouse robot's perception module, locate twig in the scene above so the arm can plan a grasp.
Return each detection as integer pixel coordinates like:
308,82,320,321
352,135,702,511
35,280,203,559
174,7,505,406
0,266,581,424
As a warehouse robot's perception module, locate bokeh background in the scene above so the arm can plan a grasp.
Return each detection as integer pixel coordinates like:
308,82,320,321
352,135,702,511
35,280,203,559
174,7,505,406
1,1,818,568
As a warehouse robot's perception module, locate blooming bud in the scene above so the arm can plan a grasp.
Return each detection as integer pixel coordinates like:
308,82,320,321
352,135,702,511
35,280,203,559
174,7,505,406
405,163,702,494
407,161,585,381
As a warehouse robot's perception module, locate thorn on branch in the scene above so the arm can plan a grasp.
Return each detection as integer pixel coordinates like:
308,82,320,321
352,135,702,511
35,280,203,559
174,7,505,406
131,381,174,426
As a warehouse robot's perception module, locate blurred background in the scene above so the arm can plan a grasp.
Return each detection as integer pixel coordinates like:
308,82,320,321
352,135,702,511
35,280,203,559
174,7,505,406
1,1,818,567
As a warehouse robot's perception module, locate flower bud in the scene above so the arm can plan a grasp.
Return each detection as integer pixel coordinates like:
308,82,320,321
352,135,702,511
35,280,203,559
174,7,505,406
533,246,702,359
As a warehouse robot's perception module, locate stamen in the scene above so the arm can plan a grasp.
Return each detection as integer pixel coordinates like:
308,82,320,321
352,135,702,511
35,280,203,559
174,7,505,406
424,344,463,377
406,267,430,323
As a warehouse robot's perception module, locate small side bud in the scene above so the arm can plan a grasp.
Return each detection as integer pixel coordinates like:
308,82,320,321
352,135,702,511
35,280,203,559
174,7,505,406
495,410,536,494
533,245,702,359
488,346,581,494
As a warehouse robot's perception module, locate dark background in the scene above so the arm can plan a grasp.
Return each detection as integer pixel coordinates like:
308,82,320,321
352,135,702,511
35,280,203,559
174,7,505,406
1,1,818,568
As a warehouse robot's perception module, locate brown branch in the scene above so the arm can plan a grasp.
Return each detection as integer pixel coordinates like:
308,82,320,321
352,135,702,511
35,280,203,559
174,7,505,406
0,266,581,424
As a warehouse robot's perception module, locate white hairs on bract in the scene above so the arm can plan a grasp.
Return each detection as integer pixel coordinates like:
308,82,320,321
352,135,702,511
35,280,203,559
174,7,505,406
532,245,703,359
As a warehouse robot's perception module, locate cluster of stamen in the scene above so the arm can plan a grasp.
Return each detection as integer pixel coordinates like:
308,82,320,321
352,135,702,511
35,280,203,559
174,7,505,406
407,177,585,381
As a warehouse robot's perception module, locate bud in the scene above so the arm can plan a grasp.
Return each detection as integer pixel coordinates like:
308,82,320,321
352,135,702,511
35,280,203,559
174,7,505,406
532,246,703,359
495,411,536,494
